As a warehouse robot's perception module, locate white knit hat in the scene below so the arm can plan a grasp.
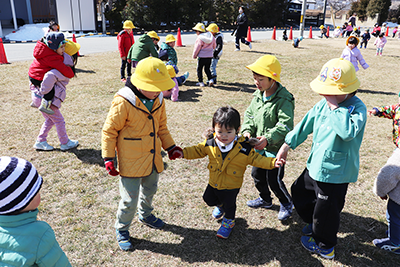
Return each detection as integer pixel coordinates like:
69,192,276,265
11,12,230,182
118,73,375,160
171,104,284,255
0,157,43,215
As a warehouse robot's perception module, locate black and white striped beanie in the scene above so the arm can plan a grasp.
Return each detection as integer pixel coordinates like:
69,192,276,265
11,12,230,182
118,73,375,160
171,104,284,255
0,157,43,215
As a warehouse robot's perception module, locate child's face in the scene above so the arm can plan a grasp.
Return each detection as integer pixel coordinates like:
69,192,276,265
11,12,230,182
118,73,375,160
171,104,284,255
253,73,274,92
125,28,132,34
56,43,66,55
214,124,237,145
153,38,159,45
168,41,175,48
195,31,200,35
21,193,41,212
139,89,160,100
348,43,356,50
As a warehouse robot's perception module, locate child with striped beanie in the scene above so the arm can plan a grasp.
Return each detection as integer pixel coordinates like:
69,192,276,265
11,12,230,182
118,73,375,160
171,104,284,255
0,156,71,266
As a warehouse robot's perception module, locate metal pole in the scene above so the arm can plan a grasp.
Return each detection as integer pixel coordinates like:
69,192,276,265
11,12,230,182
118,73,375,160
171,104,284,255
10,0,18,30
322,0,327,26
299,0,307,37
101,2,106,33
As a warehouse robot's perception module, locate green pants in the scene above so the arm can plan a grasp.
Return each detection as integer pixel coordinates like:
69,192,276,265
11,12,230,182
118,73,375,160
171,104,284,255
115,170,159,231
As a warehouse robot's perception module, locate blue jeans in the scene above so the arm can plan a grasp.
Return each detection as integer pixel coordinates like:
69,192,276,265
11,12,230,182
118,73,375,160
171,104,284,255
387,199,400,245
115,170,159,231
210,58,219,79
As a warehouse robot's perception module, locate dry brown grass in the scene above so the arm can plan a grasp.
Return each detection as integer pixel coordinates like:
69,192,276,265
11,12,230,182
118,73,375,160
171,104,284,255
0,36,399,266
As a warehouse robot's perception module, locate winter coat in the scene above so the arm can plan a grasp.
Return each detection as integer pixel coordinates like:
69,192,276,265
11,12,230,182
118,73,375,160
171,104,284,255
183,135,276,190
127,34,158,62
102,83,176,178
340,47,369,72
213,32,224,59
236,13,248,38
192,32,216,59
373,103,400,148
159,42,178,66
285,96,367,184
0,209,71,267
241,83,295,157
28,40,74,81
374,148,400,205
374,37,387,48
117,29,134,58
30,53,73,108
361,32,371,42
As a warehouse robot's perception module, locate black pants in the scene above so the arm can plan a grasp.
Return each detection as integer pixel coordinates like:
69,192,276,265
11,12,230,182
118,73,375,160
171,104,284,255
235,36,249,49
291,168,348,249
120,58,132,79
197,58,212,83
203,184,240,219
360,40,368,48
251,165,291,205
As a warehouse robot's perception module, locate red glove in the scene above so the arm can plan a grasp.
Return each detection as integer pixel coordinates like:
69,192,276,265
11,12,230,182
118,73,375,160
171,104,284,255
168,146,183,160
105,159,119,176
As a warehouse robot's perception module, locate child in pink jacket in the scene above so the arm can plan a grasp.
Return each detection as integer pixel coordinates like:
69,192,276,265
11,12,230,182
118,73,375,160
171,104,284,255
162,65,180,102
374,33,387,56
192,23,216,87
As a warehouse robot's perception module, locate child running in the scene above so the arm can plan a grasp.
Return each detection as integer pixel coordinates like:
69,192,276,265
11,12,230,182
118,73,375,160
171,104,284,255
207,23,223,85
374,32,387,56
192,23,216,87
360,29,371,48
102,57,183,251
368,92,400,254
241,55,295,221
177,106,280,239
340,36,369,72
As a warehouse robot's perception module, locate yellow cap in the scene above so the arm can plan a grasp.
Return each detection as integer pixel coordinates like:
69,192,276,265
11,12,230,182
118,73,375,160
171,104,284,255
319,25,325,29
166,65,176,78
123,20,135,29
147,31,160,41
206,23,219,33
192,23,206,33
131,57,175,92
64,40,80,56
246,55,281,83
165,34,176,43
310,58,360,95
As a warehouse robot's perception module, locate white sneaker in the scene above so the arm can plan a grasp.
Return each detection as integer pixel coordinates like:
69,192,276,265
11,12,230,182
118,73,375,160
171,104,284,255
60,139,79,151
196,82,205,87
248,43,252,49
208,80,214,87
33,141,54,151
234,48,240,51
182,72,189,84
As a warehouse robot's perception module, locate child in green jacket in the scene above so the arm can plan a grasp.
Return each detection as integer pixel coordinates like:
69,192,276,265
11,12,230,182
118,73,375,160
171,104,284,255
241,55,295,221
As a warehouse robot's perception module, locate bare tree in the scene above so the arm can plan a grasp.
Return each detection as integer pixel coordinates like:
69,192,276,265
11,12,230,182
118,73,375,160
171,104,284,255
328,0,357,27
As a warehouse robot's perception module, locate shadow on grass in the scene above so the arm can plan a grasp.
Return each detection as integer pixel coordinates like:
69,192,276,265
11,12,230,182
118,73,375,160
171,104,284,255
75,68,96,74
177,86,202,102
240,50,278,55
128,211,393,266
65,148,104,166
358,89,397,95
215,81,255,93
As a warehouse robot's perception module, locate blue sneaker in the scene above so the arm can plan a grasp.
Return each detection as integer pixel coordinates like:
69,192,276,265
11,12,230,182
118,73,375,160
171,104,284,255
138,214,165,229
116,230,133,251
373,237,400,254
301,236,335,259
246,197,273,209
182,72,189,84
60,139,79,151
212,206,224,219
302,223,313,236
278,202,293,221
216,218,235,239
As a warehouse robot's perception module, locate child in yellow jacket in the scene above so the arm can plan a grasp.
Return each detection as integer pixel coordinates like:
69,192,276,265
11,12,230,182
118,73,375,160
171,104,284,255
176,106,280,239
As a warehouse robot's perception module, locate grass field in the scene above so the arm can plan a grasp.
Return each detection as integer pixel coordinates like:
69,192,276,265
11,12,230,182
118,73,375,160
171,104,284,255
1,36,399,266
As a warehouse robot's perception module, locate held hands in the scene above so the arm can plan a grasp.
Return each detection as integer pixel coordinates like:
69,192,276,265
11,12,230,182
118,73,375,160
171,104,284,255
254,136,268,150
367,109,377,116
275,143,290,167
104,159,119,176
168,146,183,160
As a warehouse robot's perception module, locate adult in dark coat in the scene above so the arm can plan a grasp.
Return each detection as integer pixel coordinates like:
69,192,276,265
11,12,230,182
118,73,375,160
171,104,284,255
348,13,356,28
234,6,252,51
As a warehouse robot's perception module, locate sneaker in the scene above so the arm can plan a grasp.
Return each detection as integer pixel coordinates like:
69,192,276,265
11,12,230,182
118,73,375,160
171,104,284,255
60,139,79,151
301,236,335,259
116,230,133,251
182,72,189,84
138,214,165,229
30,102,37,108
234,48,240,51
208,80,214,87
212,206,224,219
248,43,252,49
373,237,400,254
216,218,235,239
33,141,54,151
196,82,205,87
302,223,313,236
121,78,127,83
278,202,293,221
38,99,54,115
246,197,273,209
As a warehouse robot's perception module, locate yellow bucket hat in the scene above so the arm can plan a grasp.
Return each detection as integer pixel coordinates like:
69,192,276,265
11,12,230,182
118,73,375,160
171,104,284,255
192,23,206,33
206,23,219,33
165,34,176,43
147,31,160,41
246,55,281,83
166,65,176,78
123,20,135,29
64,40,80,56
319,25,325,29
310,58,360,95
131,57,175,92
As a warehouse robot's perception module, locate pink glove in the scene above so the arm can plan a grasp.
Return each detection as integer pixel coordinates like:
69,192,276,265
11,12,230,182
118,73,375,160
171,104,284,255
168,146,183,160
104,159,119,176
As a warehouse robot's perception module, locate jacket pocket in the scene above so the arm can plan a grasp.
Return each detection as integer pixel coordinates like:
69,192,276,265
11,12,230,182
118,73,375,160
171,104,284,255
223,166,245,188
321,150,347,175
123,138,143,159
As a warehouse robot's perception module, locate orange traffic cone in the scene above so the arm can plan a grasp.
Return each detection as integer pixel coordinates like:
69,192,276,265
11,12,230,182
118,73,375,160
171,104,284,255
327,26,330,38
176,27,183,47
289,26,293,40
272,26,276,40
72,34,80,56
0,38,9,64
247,26,252,42
385,27,389,36
309,26,313,39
